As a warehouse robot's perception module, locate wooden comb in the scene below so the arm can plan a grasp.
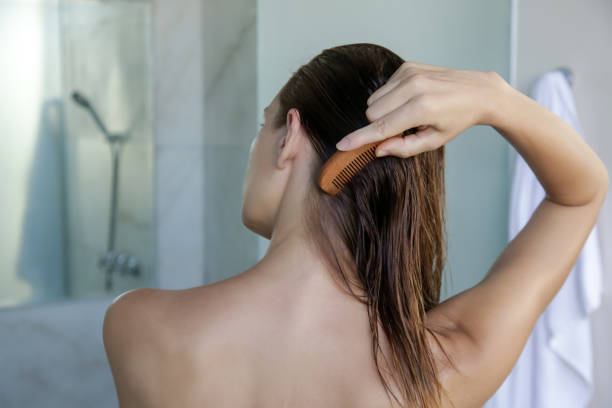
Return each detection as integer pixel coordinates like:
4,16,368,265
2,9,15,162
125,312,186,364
317,127,419,195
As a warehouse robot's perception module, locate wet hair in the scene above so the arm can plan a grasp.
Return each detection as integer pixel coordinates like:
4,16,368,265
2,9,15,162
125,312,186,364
271,43,458,408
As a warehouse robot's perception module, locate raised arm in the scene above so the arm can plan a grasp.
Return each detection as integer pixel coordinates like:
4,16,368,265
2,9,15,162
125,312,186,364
426,77,609,407
335,62,608,407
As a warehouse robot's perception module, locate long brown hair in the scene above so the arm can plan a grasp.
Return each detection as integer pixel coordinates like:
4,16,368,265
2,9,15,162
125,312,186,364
272,43,457,408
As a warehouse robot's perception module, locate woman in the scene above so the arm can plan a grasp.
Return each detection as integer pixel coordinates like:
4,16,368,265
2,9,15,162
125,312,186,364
102,43,608,408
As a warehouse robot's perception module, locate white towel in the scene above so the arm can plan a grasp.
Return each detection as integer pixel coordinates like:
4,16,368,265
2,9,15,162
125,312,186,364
484,70,604,408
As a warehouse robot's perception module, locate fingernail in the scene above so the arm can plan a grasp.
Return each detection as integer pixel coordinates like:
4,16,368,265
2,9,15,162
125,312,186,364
336,138,350,150
376,149,387,157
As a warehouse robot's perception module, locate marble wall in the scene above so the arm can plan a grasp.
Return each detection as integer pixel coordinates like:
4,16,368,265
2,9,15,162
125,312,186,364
153,0,207,290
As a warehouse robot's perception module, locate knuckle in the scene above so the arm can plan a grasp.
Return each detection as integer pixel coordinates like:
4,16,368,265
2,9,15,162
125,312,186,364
485,70,502,84
365,106,377,122
424,137,438,151
399,140,411,158
409,73,427,92
398,78,412,96
429,133,445,150
415,94,434,115
414,136,431,152
486,70,500,79
486,70,506,88
373,118,387,138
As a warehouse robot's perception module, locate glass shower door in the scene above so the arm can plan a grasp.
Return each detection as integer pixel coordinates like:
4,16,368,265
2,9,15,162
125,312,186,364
0,0,155,309
59,0,155,298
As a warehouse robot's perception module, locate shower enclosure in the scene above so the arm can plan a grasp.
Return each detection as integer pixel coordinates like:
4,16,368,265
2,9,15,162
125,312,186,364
0,0,155,308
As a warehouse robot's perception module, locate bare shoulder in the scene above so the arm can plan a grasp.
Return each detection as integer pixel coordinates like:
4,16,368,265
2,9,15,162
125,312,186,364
102,288,175,406
103,287,169,354
102,280,246,407
103,277,242,353
103,287,174,349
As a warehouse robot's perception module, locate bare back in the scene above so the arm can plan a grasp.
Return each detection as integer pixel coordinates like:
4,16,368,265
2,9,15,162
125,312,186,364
103,270,418,408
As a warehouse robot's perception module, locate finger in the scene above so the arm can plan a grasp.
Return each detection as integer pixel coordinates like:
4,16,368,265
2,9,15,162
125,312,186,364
336,99,428,151
375,126,439,158
367,77,402,107
366,80,414,122
368,62,447,106
366,62,413,105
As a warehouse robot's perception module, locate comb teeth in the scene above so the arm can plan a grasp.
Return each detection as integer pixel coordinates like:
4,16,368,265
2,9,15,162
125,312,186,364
331,145,377,190
318,128,418,195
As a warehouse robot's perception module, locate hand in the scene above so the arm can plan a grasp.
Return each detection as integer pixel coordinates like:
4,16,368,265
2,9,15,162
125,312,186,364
335,61,507,157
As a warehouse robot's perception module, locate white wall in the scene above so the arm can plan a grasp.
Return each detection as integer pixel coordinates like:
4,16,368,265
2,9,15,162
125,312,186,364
514,1,612,406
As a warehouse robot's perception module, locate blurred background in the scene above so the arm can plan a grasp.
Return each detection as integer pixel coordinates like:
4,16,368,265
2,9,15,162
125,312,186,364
0,0,609,406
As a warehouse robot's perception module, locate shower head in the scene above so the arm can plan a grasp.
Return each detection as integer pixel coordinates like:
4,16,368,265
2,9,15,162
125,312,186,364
71,91,90,108
71,89,110,137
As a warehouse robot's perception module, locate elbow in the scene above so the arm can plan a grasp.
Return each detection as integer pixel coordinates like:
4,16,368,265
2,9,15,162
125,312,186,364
592,165,609,205
598,163,609,196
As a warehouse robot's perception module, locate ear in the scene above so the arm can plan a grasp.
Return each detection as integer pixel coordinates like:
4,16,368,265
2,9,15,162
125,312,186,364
276,108,302,169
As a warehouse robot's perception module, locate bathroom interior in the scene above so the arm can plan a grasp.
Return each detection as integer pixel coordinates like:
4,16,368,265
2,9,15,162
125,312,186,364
0,0,610,406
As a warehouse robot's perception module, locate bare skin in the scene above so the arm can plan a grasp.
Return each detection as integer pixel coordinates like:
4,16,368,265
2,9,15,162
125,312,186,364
103,62,608,408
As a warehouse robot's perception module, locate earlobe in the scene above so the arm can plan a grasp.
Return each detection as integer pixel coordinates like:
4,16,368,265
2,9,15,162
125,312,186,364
276,132,291,169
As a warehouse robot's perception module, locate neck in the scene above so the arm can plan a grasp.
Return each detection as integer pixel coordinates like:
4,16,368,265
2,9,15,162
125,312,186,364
259,211,336,289
246,187,362,302
244,153,364,300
